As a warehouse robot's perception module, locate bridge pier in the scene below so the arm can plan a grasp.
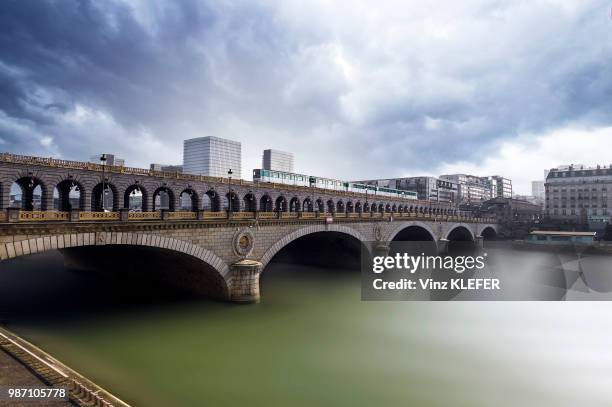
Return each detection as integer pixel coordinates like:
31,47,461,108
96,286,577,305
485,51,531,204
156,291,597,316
230,260,262,303
437,238,449,255
475,236,484,250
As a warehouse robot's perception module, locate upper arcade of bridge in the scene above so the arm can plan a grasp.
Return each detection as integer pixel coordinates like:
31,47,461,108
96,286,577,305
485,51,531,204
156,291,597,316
0,153,490,224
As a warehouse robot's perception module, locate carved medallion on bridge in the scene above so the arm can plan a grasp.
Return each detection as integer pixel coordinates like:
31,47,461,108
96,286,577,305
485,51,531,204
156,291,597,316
374,225,382,242
233,229,255,258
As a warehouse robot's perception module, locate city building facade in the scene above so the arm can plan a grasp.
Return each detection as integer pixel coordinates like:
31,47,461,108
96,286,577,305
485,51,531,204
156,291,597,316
545,164,612,225
183,136,242,178
262,149,294,173
439,174,491,203
150,164,183,173
89,154,125,167
355,177,458,203
490,175,512,198
477,197,542,238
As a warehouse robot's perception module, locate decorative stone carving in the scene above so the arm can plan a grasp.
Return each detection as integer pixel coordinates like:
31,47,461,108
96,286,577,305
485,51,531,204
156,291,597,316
232,228,255,258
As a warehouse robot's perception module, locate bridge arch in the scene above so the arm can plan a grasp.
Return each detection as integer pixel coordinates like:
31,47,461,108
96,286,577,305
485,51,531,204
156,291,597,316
346,201,354,213
203,190,221,211
479,225,498,240
336,200,345,213
259,225,369,271
326,199,334,213
445,224,475,241
11,175,49,211
387,221,438,242
152,186,175,211
243,192,257,212
92,182,119,211
0,232,231,298
275,195,287,212
315,198,324,212
180,188,199,211
55,179,85,211
302,197,313,212
225,191,240,211
124,184,148,211
260,194,273,212
289,197,300,212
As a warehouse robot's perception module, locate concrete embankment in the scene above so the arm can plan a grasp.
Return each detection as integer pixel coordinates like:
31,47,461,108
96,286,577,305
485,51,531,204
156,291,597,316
0,327,130,407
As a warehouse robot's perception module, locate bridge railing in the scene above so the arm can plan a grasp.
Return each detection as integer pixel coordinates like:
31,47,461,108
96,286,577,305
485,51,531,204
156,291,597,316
0,208,496,224
0,153,449,209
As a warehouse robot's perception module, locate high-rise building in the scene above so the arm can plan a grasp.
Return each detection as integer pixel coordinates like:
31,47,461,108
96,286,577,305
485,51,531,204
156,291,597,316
545,164,612,223
150,164,183,173
89,154,125,167
183,136,241,178
532,181,545,201
262,149,294,173
354,177,458,203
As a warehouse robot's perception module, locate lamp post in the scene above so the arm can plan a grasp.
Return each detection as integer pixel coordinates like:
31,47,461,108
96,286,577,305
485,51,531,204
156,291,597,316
100,154,107,211
228,169,233,216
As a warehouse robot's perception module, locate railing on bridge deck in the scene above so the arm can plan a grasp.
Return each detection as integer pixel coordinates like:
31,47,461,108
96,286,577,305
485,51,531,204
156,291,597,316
0,208,496,224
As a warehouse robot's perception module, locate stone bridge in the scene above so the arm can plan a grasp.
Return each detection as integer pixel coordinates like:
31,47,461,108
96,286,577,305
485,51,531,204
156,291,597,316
0,214,497,303
0,153,498,302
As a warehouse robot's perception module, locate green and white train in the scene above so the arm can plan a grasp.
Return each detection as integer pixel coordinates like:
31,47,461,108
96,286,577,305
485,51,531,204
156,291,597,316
253,169,417,200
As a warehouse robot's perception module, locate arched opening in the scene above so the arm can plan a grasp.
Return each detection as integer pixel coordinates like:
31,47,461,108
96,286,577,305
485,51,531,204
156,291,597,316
447,226,475,254
60,245,228,300
481,227,497,241
264,231,364,274
336,200,345,213
363,202,370,212
369,202,376,212
180,189,199,211
326,199,335,213
385,204,391,213
391,204,397,213
302,198,313,212
315,199,324,212
243,193,257,212
392,226,435,242
225,192,240,212
289,197,301,212
153,187,175,211
355,202,362,213
54,180,83,211
275,196,287,212
260,195,273,212
203,190,221,211
92,182,118,212
390,225,437,257
10,177,46,211
346,201,354,213
124,185,147,212
378,203,384,213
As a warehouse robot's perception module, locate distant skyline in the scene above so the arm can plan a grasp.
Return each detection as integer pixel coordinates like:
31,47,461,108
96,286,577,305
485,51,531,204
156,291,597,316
1,1,612,194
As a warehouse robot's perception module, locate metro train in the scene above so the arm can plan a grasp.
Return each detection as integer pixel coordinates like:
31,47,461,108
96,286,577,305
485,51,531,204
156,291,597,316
252,169,417,200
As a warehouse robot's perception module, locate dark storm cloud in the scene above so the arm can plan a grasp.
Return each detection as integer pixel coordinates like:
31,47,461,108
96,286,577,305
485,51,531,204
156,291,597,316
0,0,611,180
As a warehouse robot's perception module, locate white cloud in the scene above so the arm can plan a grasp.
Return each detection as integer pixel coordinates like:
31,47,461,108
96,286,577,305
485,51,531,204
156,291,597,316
438,125,612,194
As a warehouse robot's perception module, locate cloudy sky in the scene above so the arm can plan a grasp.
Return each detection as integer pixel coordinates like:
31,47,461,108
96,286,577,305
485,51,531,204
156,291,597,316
1,0,611,193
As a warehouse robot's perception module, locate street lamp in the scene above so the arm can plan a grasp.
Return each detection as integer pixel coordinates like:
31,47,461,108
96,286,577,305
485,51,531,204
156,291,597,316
100,154,107,211
228,169,233,216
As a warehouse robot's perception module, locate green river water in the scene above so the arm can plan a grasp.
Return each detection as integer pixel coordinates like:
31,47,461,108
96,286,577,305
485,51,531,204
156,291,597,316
1,250,611,407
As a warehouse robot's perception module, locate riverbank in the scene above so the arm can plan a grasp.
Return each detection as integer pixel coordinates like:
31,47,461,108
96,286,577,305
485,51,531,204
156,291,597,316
0,327,130,407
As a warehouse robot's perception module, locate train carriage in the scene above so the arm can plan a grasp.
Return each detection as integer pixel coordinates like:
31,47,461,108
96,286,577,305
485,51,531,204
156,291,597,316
253,169,417,200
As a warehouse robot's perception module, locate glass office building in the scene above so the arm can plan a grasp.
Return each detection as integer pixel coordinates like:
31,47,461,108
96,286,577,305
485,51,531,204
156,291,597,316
183,136,241,178
262,149,294,173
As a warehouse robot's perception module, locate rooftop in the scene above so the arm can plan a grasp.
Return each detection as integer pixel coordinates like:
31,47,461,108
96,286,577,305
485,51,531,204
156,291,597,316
529,231,596,236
